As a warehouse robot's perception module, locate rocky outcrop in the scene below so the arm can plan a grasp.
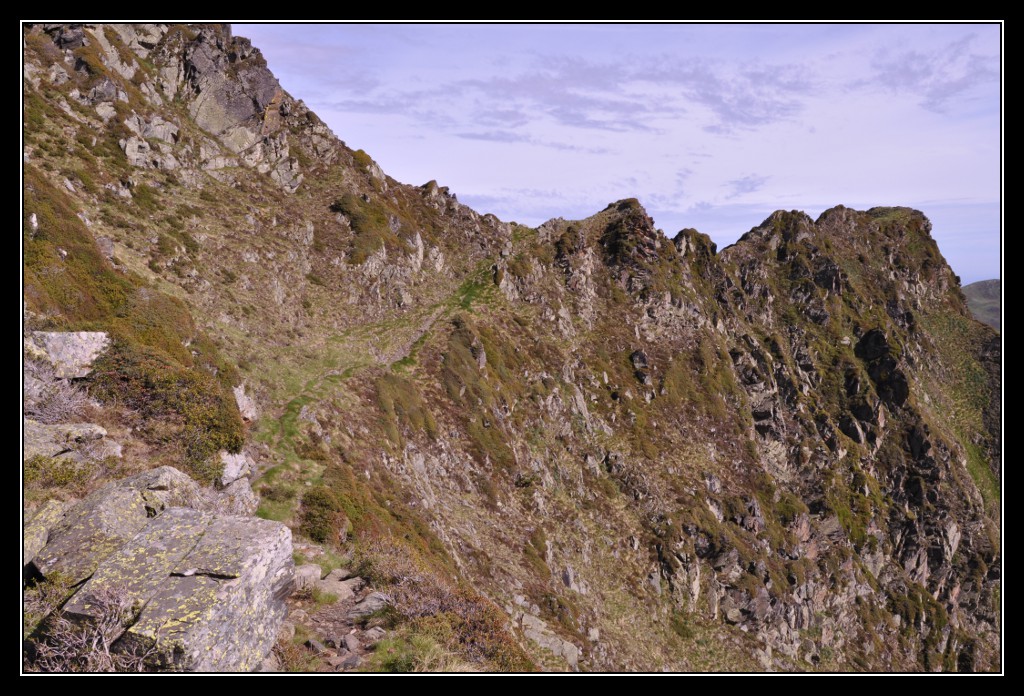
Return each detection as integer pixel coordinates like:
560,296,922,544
27,331,109,379
23,419,118,462
24,467,293,672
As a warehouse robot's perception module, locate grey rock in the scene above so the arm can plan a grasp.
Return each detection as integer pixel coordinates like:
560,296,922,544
29,467,202,583
23,499,70,569
63,507,212,622
342,634,361,652
30,331,110,378
315,568,355,602
346,592,390,620
233,384,259,422
23,419,107,461
630,349,649,370
30,483,150,584
293,563,323,591
363,626,386,644
218,450,253,486
521,614,579,670
342,576,366,593
304,638,329,655
118,514,293,672
219,478,259,516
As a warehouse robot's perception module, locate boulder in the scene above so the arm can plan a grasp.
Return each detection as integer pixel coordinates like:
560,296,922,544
29,466,202,584
23,420,108,461
116,514,293,672
23,500,70,569
293,564,322,591
30,331,109,378
315,568,355,601
346,592,390,620
218,450,253,486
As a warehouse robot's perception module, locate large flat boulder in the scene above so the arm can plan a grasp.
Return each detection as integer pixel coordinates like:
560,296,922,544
26,466,293,672
117,515,293,672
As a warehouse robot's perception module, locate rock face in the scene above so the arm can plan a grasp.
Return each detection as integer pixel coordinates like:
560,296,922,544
24,467,293,672
27,331,109,379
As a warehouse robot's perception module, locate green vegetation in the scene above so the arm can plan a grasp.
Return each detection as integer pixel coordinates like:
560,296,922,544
299,485,350,544
25,166,242,484
376,373,438,446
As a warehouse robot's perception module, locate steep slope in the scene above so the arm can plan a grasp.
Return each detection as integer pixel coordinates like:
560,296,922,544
22,23,1001,672
962,280,1000,332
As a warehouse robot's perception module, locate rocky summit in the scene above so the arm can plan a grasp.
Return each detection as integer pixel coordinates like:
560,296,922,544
22,24,1001,672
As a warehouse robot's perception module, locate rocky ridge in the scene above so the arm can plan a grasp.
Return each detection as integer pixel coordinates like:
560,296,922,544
23,23,1001,672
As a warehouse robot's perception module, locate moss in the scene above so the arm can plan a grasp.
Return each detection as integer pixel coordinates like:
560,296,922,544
776,491,809,525
92,343,243,483
132,183,162,213
669,611,695,640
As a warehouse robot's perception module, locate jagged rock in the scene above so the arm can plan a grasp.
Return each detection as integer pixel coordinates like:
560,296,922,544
294,563,322,591
342,634,361,652
29,331,110,379
218,450,253,486
233,384,259,422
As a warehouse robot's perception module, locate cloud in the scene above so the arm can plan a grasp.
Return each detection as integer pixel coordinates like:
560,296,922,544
866,34,998,112
724,174,770,200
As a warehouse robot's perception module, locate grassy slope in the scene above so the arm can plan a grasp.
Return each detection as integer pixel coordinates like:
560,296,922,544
962,279,1000,332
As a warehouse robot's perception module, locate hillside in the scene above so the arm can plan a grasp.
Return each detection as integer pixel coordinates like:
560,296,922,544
963,280,1000,332
22,23,1001,672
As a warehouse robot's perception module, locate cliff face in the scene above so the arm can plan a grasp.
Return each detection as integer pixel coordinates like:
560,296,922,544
23,23,1001,672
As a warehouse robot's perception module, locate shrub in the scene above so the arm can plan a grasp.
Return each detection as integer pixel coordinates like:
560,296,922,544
24,455,92,493
91,342,243,483
26,584,154,672
299,485,350,544
23,357,88,424
357,537,533,671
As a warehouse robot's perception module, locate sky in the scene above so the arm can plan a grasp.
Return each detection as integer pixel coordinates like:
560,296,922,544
236,22,1001,284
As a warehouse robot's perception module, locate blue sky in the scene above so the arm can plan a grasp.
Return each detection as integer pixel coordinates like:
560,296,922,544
236,22,1001,284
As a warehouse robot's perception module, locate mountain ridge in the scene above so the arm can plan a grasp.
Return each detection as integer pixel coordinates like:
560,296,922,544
22,23,1001,672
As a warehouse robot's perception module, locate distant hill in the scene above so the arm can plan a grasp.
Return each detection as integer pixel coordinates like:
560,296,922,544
963,279,1000,331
